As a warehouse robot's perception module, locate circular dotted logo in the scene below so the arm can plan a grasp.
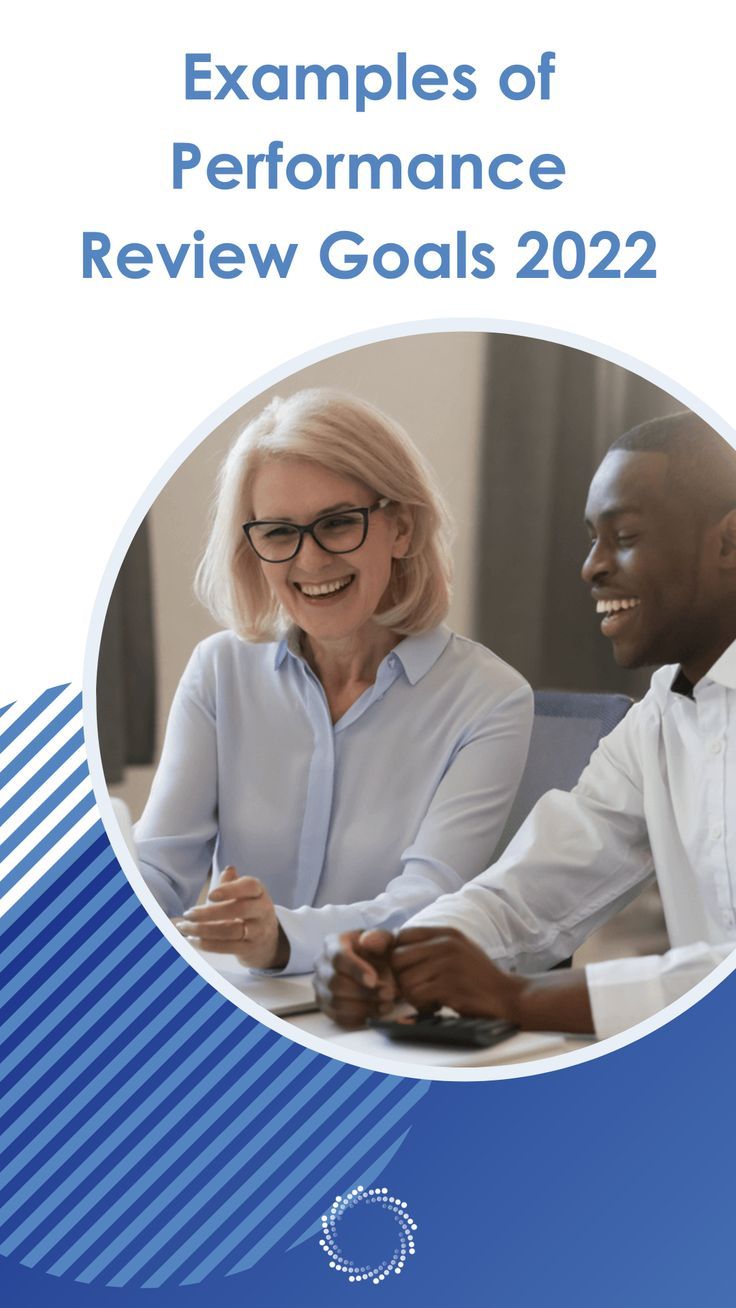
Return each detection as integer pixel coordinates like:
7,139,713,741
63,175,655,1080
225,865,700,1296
319,1185,418,1285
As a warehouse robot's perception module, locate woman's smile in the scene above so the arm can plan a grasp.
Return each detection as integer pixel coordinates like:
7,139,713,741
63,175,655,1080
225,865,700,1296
293,575,356,600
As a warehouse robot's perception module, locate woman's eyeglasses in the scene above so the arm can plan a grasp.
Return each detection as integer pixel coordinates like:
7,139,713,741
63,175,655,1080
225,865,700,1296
243,498,391,563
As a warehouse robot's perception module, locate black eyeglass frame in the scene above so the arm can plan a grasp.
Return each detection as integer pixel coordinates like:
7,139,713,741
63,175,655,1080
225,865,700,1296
242,497,392,562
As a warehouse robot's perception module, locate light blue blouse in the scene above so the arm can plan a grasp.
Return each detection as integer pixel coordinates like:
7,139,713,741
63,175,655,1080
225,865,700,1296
136,625,533,972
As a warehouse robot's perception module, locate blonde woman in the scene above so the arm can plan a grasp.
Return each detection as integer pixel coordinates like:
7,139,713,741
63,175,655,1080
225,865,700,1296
136,389,533,974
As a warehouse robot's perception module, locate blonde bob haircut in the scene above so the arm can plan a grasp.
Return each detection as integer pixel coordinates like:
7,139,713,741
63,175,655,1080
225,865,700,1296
195,388,454,642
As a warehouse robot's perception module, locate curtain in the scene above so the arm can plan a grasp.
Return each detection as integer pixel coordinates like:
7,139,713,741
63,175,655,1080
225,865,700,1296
96,521,157,783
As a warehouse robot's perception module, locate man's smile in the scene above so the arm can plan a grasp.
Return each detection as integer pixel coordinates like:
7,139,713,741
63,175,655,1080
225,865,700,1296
595,597,640,614
594,595,641,636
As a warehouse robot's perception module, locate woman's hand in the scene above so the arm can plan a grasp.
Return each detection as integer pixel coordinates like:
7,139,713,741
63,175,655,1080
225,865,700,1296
174,866,290,970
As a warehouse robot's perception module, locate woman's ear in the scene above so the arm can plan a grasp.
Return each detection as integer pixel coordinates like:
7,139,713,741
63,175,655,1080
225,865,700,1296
390,504,415,558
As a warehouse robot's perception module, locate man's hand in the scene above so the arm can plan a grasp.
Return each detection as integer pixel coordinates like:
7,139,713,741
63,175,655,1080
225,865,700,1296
392,927,595,1034
174,866,289,970
391,927,523,1021
314,930,398,1028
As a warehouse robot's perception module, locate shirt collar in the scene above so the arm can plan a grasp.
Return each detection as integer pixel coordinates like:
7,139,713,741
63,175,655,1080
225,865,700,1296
390,624,452,684
669,636,736,697
706,637,736,691
274,627,301,670
670,667,695,699
273,623,452,683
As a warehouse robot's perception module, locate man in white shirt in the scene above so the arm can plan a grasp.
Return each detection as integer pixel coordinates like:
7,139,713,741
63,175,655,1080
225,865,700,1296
315,412,736,1038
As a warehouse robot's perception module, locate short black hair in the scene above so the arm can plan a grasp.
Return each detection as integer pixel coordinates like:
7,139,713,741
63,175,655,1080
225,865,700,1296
609,411,736,518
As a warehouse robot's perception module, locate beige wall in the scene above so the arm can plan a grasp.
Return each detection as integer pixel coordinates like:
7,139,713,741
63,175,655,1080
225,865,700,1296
114,332,488,817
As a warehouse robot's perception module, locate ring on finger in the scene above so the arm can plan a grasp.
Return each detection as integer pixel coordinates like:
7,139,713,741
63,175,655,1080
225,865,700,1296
237,918,248,941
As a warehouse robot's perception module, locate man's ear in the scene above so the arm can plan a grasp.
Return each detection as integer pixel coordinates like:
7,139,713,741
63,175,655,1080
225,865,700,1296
718,507,736,569
390,504,415,559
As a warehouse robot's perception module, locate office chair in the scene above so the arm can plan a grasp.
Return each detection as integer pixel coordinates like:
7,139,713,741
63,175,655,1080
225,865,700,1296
496,690,633,857
495,690,633,969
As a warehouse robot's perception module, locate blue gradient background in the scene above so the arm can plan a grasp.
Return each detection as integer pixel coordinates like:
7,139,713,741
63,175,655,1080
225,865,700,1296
1,687,733,1306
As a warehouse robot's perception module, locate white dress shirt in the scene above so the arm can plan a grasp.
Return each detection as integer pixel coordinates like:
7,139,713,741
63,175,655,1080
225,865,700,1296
408,639,736,1038
136,625,532,973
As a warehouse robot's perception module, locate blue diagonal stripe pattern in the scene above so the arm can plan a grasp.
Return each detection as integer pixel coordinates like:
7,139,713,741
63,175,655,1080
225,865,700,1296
286,1126,412,1250
0,686,69,754
0,691,83,792
0,728,84,827
0,686,430,1288
0,687,94,906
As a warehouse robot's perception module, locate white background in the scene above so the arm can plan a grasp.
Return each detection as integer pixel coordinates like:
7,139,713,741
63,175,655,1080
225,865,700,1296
4,0,736,698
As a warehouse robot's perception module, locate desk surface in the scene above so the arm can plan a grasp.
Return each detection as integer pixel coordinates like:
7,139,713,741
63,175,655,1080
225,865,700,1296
198,951,592,1069
288,1008,591,1068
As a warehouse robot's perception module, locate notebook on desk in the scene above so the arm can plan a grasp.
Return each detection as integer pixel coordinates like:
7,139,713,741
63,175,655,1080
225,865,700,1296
196,951,319,1016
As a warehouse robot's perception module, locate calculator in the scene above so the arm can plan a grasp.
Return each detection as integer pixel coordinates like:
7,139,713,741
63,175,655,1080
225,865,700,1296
369,1013,519,1048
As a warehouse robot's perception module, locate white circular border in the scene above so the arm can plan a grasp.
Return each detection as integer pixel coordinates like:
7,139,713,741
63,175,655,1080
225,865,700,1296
83,315,736,1084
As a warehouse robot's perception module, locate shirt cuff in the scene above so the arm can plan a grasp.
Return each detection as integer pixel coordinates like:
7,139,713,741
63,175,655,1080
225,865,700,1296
586,957,669,1038
273,906,323,975
405,897,510,962
585,943,733,1039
